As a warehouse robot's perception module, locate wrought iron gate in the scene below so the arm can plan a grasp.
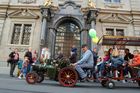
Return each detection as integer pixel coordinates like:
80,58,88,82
55,22,81,58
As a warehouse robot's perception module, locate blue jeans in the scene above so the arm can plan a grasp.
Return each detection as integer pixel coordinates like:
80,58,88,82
22,67,27,77
27,64,31,73
75,63,93,79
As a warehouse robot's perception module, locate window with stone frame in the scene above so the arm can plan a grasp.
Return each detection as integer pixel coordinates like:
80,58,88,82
11,24,32,45
106,28,114,35
116,29,124,36
11,24,22,44
104,0,120,3
106,28,124,36
105,28,125,49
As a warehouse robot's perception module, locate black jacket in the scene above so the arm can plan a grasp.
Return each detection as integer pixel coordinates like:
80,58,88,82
124,53,134,61
69,53,77,63
9,52,19,63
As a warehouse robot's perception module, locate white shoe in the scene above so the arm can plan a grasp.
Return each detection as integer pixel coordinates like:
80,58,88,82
124,74,129,78
18,76,22,79
122,80,126,83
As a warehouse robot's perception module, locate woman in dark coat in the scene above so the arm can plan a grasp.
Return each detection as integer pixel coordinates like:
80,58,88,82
8,48,19,77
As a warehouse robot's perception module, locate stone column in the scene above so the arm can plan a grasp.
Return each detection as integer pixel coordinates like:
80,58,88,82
91,20,96,49
89,9,98,49
81,30,88,45
91,20,96,29
40,7,50,46
40,17,47,45
40,7,51,56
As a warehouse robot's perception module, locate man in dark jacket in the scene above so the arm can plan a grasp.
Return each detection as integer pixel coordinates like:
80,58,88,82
124,48,134,77
124,48,134,62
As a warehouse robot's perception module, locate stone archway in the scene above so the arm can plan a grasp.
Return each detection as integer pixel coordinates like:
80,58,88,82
40,1,98,58
55,17,82,58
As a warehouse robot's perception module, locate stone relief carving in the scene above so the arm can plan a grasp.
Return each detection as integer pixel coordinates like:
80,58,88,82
99,13,132,23
8,9,39,19
18,0,36,4
9,47,28,52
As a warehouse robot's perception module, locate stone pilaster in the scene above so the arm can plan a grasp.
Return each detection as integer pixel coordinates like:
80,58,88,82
40,6,51,46
86,9,99,49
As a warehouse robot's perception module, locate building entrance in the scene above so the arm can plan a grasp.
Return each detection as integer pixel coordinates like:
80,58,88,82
55,20,81,58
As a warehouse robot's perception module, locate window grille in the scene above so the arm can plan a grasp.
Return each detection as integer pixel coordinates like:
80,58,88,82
11,24,22,44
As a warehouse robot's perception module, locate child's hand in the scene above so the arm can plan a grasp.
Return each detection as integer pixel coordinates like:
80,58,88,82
122,63,126,66
106,64,110,67
106,63,111,67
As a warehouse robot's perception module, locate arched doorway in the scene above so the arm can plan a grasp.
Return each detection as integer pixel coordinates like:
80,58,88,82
55,18,81,58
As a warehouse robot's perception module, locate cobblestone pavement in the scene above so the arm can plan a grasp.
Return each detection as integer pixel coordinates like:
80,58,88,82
0,62,140,93
0,73,139,93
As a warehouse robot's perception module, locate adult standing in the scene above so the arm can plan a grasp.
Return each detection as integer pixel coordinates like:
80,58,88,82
8,48,19,77
92,47,98,67
32,50,38,64
69,51,77,63
24,47,33,73
92,47,98,81
71,45,77,55
69,45,77,63
41,47,50,62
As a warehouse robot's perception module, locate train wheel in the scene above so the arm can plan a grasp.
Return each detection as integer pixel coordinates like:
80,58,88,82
37,73,44,83
106,81,115,89
101,80,107,87
26,72,38,84
58,67,78,87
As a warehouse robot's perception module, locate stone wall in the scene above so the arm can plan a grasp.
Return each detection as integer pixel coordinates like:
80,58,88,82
130,0,140,11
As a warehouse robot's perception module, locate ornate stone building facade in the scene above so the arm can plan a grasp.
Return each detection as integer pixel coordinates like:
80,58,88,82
96,0,140,54
0,0,140,62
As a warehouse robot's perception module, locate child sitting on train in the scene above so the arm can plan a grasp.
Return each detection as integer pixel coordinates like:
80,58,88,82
129,50,140,77
129,50,140,67
108,49,124,77
110,49,124,68
96,51,110,77
95,57,103,77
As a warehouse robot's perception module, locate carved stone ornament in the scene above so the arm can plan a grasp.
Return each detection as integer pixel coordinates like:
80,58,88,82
18,0,36,4
44,0,53,7
8,9,39,19
99,13,132,23
9,47,28,52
